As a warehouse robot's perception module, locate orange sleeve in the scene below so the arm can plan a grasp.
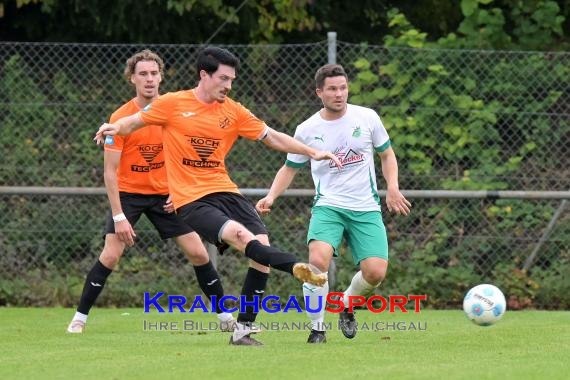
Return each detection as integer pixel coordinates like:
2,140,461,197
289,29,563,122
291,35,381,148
103,135,125,152
139,92,174,126
235,102,268,140
104,112,125,152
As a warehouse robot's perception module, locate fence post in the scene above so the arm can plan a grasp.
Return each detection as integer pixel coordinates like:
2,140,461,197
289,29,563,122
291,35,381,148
327,31,337,64
523,199,568,271
326,31,339,289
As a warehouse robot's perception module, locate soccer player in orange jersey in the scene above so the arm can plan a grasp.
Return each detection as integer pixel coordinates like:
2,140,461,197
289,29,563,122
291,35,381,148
68,50,235,334
94,47,341,345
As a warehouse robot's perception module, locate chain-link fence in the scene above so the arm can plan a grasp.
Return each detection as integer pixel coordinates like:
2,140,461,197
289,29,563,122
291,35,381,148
1,40,569,309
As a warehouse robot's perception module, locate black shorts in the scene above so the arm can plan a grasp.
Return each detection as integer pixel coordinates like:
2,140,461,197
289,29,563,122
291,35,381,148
105,192,193,240
177,192,268,244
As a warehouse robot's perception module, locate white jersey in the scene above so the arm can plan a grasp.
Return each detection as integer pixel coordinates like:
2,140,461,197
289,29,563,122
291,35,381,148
286,104,391,212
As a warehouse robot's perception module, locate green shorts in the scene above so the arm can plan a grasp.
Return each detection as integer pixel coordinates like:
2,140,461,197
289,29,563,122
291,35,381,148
307,206,388,265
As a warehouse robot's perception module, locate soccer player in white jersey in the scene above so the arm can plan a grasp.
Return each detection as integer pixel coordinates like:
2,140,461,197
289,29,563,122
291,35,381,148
256,64,411,343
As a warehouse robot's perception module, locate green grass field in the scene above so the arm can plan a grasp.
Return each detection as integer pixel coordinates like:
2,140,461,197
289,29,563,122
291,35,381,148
1,308,569,379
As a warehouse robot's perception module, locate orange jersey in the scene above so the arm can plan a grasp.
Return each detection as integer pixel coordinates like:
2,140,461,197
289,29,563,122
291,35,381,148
104,98,169,195
139,90,268,209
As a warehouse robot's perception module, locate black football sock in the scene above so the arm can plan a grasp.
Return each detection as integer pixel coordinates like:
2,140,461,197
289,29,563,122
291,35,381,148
77,260,113,315
237,267,269,324
244,240,298,274
193,261,225,314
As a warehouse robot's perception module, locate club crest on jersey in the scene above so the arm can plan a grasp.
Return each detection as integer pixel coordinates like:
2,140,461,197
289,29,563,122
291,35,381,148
219,117,230,129
352,126,362,138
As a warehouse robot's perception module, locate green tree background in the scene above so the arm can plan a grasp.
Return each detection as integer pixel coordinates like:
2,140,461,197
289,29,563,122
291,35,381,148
1,0,569,47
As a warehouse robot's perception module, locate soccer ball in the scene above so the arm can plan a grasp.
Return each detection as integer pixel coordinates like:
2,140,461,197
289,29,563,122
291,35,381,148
463,284,506,326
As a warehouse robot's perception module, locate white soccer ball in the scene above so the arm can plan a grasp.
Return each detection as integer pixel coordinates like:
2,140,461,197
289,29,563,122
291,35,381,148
463,284,507,326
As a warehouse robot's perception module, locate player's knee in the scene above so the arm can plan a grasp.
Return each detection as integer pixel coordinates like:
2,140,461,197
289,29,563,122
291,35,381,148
362,267,386,286
99,247,122,269
222,223,255,251
308,255,329,273
235,227,254,245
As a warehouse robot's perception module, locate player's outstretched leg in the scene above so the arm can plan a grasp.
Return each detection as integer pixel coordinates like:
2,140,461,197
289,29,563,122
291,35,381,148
244,240,327,286
221,222,327,286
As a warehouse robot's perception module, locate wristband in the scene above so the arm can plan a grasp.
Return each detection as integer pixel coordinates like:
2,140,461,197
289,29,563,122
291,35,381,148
112,213,127,223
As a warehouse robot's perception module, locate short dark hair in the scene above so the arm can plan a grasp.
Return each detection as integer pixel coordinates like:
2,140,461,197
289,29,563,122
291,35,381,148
124,49,164,83
196,47,240,79
315,64,348,89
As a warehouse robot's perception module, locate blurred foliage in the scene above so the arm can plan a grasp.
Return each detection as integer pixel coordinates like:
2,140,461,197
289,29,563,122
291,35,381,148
1,0,569,47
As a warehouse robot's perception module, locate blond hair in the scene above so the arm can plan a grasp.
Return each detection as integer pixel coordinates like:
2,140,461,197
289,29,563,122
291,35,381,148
124,49,164,83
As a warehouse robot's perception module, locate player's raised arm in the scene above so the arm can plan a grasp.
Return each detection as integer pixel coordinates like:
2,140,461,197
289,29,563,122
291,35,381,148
262,127,343,168
94,113,146,145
